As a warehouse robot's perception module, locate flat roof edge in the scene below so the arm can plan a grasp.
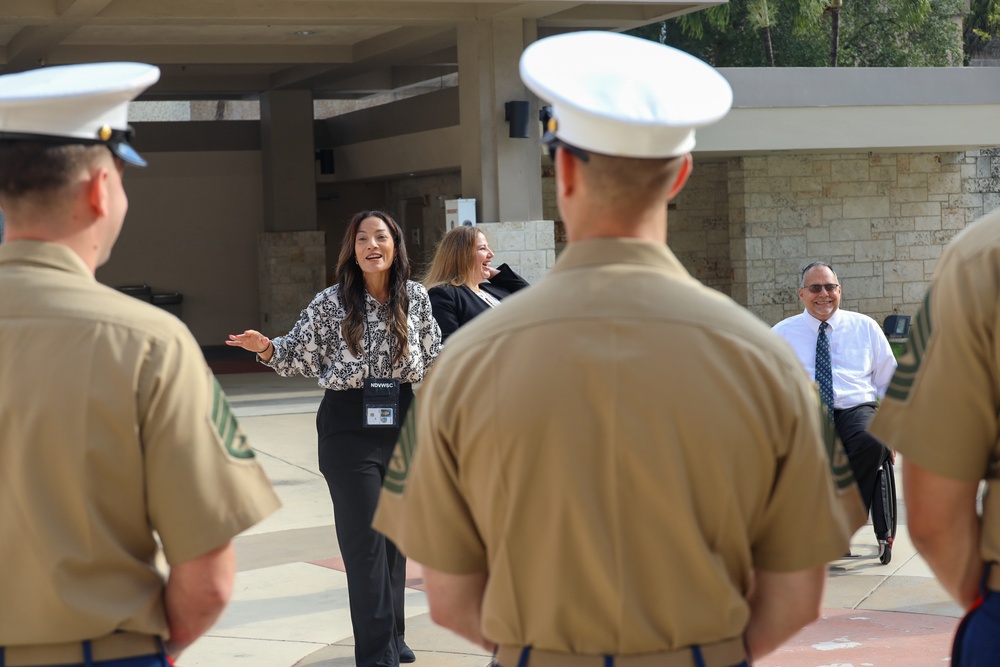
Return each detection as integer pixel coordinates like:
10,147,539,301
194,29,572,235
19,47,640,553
719,67,1000,108
697,104,1000,153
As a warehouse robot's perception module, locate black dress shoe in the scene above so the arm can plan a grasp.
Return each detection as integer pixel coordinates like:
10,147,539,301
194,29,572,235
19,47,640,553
398,641,416,663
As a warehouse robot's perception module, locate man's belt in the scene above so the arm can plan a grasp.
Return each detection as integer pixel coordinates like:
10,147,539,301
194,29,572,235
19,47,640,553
495,637,746,667
2,631,162,667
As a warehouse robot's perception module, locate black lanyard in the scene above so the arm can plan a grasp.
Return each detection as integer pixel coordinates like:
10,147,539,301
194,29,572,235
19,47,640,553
362,299,400,427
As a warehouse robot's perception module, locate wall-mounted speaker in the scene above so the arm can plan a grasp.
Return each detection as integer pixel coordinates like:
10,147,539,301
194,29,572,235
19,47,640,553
316,149,335,174
505,100,531,139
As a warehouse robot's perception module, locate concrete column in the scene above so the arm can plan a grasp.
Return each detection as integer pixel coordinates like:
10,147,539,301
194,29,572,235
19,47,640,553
259,91,325,335
260,90,318,232
457,19,543,224
258,231,327,336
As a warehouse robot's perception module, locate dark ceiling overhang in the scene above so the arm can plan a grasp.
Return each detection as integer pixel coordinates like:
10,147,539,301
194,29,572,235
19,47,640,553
1,0,722,100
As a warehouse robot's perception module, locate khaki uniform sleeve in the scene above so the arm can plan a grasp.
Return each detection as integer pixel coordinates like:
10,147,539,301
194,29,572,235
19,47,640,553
374,379,487,574
870,244,1000,481
751,360,864,571
142,328,281,564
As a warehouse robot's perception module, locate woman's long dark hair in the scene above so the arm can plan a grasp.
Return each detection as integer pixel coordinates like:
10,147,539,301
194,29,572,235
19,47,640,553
336,210,411,365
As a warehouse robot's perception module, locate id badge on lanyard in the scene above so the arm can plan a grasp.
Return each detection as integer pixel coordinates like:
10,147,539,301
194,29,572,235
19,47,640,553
363,377,400,428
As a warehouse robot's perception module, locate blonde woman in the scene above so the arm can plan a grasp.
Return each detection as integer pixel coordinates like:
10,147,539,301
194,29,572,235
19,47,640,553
423,226,530,342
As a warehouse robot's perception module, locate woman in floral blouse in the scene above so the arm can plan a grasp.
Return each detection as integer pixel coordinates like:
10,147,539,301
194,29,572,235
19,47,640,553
227,210,441,666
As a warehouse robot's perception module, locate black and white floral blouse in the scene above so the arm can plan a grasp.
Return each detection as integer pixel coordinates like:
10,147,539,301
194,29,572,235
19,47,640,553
264,281,442,390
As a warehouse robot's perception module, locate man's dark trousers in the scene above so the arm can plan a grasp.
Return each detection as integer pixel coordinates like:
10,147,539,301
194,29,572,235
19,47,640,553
834,403,890,535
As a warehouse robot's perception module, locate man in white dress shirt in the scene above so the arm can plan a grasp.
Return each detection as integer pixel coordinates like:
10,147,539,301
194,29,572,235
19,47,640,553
772,261,897,549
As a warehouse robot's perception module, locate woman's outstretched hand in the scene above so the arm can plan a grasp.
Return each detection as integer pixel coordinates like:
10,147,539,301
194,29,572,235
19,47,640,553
227,330,274,362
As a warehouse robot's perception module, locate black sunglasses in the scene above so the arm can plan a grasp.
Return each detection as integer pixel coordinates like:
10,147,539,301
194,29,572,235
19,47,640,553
803,283,840,294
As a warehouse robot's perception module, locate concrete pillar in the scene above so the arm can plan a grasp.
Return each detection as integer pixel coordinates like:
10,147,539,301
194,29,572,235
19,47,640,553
258,231,327,336
457,19,543,224
260,90,318,232
259,91,326,335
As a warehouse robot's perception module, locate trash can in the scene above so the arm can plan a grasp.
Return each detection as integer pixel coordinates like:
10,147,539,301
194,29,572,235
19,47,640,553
116,284,152,302
152,292,184,320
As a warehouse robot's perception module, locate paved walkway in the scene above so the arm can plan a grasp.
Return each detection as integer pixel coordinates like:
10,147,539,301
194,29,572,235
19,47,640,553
177,373,963,667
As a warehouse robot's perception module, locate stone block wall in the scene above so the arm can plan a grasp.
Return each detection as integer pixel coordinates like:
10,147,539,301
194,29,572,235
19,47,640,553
669,159,731,295
477,220,556,284
511,148,1000,326
541,164,559,223
728,150,1000,326
258,231,327,336
540,164,566,256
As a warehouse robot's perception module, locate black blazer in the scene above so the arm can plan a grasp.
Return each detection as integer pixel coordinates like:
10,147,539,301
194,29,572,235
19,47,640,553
427,263,530,342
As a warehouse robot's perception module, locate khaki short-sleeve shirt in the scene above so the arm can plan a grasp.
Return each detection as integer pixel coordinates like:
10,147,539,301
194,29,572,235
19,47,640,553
870,210,1000,565
376,239,859,654
0,241,281,645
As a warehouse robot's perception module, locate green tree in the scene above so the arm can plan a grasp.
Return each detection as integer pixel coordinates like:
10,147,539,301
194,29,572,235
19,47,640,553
838,0,963,66
965,0,1000,62
829,0,842,66
630,0,828,66
631,0,964,67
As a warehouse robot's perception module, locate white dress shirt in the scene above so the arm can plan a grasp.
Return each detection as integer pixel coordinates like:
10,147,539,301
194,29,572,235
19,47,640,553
772,308,897,410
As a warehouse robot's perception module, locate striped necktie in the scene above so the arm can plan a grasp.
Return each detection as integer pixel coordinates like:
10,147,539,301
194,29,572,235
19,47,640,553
816,321,835,420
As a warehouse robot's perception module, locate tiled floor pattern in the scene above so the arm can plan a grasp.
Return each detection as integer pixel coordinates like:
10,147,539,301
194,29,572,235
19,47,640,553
176,374,964,667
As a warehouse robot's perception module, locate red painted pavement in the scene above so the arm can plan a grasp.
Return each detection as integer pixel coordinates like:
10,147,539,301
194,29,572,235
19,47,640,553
308,560,957,665
757,608,959,666
310,556,426,591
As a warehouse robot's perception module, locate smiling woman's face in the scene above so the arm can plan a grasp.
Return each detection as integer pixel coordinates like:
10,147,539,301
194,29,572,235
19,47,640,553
355,216,395,276
474,232,494,281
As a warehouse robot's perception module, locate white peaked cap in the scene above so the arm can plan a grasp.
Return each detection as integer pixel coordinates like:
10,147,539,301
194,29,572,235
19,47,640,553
0,62,160,166
520,31,732,159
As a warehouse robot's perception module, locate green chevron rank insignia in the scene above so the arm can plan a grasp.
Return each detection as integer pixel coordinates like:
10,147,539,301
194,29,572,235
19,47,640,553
816,389,867,528
885,288,933,402
212,377,255,459
383,400,417,495
820,400,856,493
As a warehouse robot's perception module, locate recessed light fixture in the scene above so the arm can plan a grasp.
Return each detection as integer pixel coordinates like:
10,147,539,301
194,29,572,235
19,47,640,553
295,30,315,36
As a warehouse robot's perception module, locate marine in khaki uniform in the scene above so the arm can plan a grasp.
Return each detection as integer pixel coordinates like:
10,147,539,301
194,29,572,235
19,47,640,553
869,209,1000,666
374,31,863,667
0,63,280,666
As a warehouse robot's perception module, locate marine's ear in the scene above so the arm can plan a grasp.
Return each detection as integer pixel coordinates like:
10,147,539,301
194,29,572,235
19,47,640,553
667,154,693,201
555,145,580,200
85,165,111,219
